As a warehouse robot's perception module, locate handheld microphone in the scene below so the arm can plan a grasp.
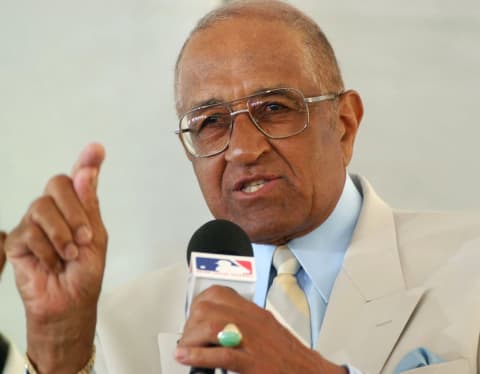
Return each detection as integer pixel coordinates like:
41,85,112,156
186,219,255,374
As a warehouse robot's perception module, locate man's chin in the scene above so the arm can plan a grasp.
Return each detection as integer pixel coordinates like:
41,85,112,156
227,215,300,245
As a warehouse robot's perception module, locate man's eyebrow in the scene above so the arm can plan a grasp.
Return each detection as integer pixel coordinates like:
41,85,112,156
246,84,295,96
251,85,292,94
190,98,223,110
189,84,294,110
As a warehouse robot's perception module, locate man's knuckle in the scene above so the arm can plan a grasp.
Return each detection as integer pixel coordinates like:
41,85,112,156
23,223,42,243
50,230,69,247
191,299,213,317
205,285,226,298
206,319,223,337
30,195,52,214
45,174,71,192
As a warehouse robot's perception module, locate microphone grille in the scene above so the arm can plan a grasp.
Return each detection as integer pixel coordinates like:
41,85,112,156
186,219,253,264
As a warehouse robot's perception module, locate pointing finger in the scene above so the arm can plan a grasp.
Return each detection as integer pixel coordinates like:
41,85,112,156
70,143,106,179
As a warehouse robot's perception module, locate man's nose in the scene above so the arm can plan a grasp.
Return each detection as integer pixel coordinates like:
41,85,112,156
224,109,270,165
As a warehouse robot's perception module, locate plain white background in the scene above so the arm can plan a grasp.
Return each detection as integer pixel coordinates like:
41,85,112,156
1,0,479,350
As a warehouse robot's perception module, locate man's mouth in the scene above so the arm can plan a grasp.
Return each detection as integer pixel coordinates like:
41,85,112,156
240,179,267,193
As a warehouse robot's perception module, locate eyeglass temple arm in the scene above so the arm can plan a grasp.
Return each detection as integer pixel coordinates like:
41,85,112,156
304,93,340,104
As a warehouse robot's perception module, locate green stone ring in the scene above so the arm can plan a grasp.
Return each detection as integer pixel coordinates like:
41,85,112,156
217,323,243,347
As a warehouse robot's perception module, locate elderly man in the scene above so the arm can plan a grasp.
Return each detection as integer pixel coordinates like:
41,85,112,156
4,1,480,374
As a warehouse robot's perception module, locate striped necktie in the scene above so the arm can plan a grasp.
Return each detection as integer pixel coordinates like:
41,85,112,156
265,245,311,347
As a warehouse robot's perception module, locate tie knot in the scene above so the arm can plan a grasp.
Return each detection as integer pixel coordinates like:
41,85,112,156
272,245,300,275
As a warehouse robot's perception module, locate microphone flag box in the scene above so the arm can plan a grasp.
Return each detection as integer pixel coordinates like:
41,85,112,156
186,251,256,315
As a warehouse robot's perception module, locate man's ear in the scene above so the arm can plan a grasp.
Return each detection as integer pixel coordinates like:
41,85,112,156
337,90,363,167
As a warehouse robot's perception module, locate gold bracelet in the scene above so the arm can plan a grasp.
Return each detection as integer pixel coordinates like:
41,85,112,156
25,345,96,374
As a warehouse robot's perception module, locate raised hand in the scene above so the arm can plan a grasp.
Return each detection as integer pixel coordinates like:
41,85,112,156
5,143,108,373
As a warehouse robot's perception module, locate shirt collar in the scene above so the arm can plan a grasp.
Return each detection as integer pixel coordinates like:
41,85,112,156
252,174,363,305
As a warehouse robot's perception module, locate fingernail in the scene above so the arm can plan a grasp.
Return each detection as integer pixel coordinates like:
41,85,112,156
64,243,79,261
174,347,189,361
75,225,92,245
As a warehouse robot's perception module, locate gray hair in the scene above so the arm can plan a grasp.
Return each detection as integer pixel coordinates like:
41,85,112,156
174,0,344,113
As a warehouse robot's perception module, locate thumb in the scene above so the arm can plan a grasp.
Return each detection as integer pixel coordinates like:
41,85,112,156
71,143,106,179
73,166,107,250
73,167,100,211
71,143,106,224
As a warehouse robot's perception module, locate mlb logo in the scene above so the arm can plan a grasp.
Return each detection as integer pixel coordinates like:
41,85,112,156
191,252,256,281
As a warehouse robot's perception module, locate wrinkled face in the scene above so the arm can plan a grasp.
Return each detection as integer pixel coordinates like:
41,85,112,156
176,18,361,245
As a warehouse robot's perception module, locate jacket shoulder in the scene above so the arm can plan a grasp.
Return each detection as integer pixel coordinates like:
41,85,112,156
393,210,480,288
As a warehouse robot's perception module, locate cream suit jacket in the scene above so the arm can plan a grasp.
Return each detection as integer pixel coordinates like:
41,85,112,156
95,176,480,373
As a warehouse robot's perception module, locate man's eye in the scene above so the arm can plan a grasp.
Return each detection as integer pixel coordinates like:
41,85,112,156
194,114,230,135
264,102,286,112
199,115,221,129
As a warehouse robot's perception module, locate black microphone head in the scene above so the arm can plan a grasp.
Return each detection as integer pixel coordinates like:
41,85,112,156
186,219,253,264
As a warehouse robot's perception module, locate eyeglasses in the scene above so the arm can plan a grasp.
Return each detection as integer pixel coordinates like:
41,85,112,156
176,87,340,158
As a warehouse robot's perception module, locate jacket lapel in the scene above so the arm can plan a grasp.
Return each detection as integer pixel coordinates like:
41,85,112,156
317,176,425,373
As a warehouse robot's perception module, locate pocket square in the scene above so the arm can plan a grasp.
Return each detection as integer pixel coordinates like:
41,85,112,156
394,347,444,374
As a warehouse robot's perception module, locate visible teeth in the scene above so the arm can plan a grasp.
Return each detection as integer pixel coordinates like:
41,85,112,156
242,180,266,193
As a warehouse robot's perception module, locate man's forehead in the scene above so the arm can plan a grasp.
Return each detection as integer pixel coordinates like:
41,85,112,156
180,24,298,69
176,21,312,113
178,53,309,113
178,17,305,76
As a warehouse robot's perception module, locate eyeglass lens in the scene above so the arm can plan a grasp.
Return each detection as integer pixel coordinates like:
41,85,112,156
181,88,308,157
